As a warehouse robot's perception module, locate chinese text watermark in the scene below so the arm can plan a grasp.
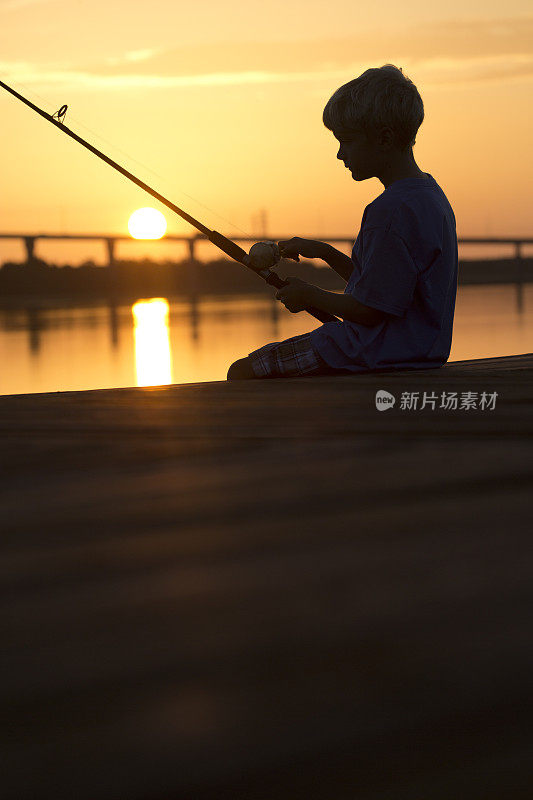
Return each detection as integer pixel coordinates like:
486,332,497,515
375,390,498,412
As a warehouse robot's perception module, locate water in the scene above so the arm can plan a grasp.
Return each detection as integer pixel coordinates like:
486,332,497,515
0,284,531,396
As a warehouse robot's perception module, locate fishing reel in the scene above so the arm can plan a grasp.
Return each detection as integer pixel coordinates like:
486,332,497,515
243,240,298,272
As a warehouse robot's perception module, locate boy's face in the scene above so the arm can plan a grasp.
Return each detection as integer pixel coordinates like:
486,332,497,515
333,126,391,182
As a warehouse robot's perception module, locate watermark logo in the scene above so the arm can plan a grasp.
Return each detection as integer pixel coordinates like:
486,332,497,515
374,389,498,411
375,390,396,411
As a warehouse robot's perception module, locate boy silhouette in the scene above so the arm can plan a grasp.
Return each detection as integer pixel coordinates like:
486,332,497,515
227,64,458,380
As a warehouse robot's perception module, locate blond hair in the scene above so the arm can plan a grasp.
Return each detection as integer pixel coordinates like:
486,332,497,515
323,64,424,152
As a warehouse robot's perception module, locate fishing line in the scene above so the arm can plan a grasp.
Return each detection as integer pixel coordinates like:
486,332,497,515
0,73,253,238
0,75,339,324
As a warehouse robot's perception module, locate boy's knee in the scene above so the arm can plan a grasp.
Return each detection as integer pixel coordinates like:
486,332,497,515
227,356,257,380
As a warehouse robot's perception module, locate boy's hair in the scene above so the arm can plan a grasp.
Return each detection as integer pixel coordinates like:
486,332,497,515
323,64,424,152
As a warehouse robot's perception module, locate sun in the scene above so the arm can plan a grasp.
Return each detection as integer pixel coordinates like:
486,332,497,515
128,207,167,239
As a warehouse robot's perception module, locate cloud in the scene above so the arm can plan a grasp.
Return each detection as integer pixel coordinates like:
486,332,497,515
0,0,56,10
1,15,532,92
0,62,363,91
122,49,162,64
86,15,533,79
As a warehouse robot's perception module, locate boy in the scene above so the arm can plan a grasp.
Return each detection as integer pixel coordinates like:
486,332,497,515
227,64,458,380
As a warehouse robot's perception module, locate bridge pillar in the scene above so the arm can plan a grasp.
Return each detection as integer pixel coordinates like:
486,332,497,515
24,236,36,264
105,238,117,301
187,236,198,299
105,238,116,268
515,241,524,313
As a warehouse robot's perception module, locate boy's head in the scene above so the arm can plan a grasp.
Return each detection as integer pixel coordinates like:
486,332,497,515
323,65,425,183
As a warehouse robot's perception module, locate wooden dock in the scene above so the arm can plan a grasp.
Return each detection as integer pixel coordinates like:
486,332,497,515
2,353,532,800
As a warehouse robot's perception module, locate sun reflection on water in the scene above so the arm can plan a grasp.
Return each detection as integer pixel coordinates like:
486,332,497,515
132,298,172,387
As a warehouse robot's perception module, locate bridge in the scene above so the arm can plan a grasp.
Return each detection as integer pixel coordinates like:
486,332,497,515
1,233,532,269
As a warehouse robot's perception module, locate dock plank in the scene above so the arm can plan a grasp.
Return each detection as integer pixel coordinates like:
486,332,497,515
1,353,532,799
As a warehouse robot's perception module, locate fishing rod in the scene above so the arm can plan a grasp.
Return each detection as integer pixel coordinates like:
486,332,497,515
0,78,339,324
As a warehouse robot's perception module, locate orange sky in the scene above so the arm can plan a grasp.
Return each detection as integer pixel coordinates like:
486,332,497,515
1,2,532,264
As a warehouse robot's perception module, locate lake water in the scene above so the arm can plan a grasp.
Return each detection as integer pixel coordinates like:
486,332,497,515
0,284,531,396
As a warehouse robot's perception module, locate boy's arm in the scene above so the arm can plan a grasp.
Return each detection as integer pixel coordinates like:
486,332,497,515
316,242,355,282
276,278,389,326
309,286,388,326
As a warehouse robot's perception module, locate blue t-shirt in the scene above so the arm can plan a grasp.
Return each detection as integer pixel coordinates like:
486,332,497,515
310,174,458,373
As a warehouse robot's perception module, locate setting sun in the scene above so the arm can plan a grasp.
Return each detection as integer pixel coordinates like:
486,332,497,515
128,207,167,239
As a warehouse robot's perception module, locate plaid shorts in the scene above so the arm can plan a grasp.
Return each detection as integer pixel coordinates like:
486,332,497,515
249,332,337,378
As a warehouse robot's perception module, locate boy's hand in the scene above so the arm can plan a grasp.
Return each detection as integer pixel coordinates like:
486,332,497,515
275,277,317,313
277,237,324,262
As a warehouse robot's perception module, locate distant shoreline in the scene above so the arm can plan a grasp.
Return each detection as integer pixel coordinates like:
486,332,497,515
0,256,531,308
